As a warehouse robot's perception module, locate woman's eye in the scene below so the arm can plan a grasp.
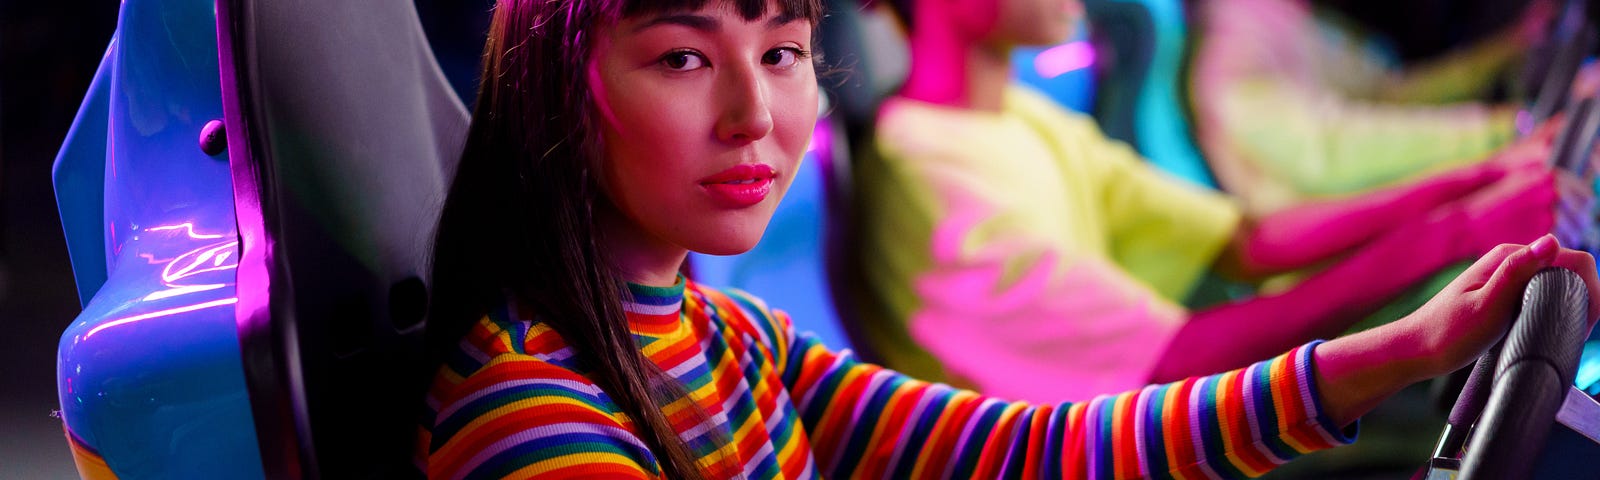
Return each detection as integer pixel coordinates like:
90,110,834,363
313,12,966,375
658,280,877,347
660,51,707,71
762,47,807,69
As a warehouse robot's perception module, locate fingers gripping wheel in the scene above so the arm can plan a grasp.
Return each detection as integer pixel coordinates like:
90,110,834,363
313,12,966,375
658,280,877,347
1459,267,1590,479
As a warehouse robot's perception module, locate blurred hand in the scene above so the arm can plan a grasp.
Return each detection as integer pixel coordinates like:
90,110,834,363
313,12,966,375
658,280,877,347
1448,167,1559,255
1419,124,1555,204
1431,111,1568,255
1570,61,1600,101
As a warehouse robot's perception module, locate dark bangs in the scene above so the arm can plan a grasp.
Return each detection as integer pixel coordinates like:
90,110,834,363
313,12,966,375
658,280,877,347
613,0,824,24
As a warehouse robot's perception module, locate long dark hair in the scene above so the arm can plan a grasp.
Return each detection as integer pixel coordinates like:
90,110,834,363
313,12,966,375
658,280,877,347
428,0,820,478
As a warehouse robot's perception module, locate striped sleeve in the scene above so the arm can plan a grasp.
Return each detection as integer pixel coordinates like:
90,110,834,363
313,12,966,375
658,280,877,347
425,354,660,480
727,292,1354,479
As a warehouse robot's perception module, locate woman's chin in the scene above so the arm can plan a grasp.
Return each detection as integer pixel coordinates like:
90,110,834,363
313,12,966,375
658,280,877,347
683,211,774,256
686,228,766,256
692,238,763,257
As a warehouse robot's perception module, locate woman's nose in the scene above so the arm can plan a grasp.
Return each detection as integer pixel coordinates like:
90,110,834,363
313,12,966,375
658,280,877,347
714,67,775,144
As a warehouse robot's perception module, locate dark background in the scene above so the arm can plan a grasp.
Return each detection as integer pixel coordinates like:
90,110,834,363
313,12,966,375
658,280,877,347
2,2,120,477
0,0,1526,476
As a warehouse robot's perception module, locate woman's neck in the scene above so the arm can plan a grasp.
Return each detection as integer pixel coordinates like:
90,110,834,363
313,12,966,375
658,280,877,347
898,23,1012,112
596,204,688,287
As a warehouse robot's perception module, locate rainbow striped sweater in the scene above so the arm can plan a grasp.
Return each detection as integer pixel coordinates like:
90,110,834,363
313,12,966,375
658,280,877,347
417,279,1354,479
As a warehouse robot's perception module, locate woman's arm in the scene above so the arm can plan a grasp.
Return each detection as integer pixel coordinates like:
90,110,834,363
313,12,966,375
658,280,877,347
741,238,1596,478
421,241,1595,480
749,307,1353,479
761,239,1596,479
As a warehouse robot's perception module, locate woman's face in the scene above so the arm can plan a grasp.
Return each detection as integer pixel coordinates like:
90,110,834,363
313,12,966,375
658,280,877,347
590,1,818,259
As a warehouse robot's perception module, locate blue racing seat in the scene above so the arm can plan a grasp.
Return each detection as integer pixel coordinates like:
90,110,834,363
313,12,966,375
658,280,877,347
53,0,264,477
53,0,466,477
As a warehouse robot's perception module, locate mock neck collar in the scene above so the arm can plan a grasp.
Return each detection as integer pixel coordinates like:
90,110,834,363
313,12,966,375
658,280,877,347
623,275,687,338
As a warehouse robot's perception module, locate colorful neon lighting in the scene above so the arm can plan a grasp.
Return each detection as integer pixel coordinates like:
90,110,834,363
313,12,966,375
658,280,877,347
148,222,228,239
135,222,240,302
82,297,240,340
1033,41,1095,79
161,240,238,283
143,283,227,302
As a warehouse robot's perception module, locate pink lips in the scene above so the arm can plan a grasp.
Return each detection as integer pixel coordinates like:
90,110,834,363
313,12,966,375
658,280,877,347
699,163,777,208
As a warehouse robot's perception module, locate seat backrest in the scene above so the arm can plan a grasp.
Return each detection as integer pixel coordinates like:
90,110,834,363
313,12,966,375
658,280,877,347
216,0,468,477
1083,0,1218,189
818,0,909,141
1011,20,1099,114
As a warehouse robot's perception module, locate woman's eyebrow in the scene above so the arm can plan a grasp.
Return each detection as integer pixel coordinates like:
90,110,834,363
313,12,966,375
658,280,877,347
634,14,720,33
765,13,801,30
632,12,802,33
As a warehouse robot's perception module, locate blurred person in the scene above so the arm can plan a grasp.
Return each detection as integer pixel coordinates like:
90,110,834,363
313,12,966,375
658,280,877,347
856,0,1588,401
1190,0,1555,215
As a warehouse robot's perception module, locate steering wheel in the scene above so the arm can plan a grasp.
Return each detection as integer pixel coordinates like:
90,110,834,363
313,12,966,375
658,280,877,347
1424,268,1590,479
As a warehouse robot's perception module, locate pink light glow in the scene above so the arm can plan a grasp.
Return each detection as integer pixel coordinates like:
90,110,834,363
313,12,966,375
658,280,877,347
135,223,240,301
83,297,239,340
807,117,832,156
148,222,228,239
143,283,227,302
1033,41,1096,79
161,240,239,284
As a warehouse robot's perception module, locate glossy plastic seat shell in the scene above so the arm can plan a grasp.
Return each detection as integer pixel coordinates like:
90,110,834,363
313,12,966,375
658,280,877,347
52,0,267,477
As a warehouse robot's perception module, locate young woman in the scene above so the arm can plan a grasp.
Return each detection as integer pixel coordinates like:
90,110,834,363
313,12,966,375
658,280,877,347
421,0,1600,478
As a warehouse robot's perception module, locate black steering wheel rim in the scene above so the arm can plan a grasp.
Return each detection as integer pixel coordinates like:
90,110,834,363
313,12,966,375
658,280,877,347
1451,268,1590,479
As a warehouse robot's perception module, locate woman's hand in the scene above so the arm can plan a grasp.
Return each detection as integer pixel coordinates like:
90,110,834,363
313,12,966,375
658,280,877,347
1406,236,1600,374
1312,235,1600,427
